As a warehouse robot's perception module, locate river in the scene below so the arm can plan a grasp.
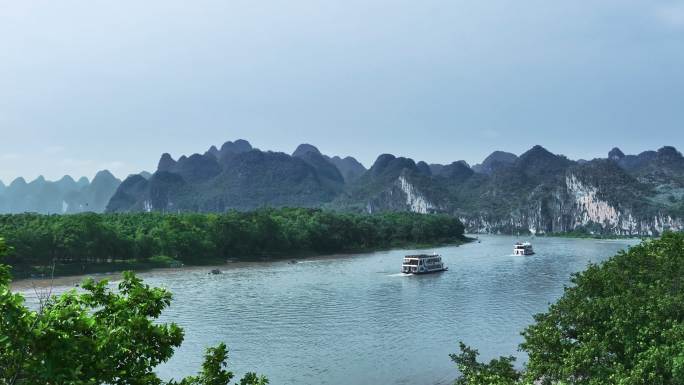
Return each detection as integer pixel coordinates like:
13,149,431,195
14,235,640,385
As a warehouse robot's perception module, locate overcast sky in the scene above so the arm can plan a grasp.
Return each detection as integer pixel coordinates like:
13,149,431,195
1,0,683,183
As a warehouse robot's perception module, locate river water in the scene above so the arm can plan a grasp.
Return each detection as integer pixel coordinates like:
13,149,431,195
15,235,639,385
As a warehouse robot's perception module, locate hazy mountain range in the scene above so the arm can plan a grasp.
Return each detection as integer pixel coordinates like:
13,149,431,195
3,139,684,235
0,170,136,214
106,140,352,212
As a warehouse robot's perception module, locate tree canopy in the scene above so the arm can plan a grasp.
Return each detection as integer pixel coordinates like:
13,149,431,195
0,237,267,385
453,232,684,385
0,209,465,277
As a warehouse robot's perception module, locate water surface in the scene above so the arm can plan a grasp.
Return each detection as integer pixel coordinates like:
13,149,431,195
17,235,639,385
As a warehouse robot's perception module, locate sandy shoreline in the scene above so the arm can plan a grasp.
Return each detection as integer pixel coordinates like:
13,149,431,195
9,249,378,291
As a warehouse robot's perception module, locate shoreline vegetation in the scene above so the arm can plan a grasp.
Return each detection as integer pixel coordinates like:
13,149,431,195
3,226,681,384
0,208,468,279
469,230,646,240
12,237,473,283
453,232,684,384
0,237,268,385
540,229,647,239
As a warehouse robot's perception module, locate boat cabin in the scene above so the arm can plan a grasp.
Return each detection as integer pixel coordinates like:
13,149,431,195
402,254,447,274
513,242,534,256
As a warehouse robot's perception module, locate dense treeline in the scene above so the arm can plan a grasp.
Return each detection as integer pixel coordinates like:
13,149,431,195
0,208,465,273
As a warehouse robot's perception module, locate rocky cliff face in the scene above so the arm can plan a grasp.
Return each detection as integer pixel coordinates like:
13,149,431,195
102,140,684,236
363,173,441,214
337,146,684,236
460,171,683,236
336,153,446,213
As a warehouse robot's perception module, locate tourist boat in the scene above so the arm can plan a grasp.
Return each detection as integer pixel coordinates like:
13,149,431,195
513,242,534,256
402,254,448,274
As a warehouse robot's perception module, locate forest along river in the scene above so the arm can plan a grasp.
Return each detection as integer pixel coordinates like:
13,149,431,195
14,235,640,385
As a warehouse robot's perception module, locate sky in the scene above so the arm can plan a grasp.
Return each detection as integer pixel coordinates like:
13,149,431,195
1,0,683,183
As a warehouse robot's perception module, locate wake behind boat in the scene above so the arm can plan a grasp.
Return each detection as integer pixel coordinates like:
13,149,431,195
402,254,448,274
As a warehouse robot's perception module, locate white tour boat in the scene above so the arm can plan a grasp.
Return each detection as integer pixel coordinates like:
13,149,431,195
513,242,535,256
402,254,448,274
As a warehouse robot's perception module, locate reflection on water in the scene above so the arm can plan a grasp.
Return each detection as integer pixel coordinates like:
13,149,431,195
16,235,639,385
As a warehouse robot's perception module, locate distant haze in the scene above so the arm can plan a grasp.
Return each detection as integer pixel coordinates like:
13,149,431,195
1,0,682,182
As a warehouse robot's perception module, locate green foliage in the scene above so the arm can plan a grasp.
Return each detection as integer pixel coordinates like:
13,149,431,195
522,232,684,385
0,209,465,276
0,253,266,384
0,237,10,262
450,342,520,385
148,255,183,266
453,232,684,385
176,343,268,385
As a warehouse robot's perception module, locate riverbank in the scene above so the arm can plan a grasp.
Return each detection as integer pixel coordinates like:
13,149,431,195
10,235,473,280
1,209,467,279
12,235,639,385
468,231,648,240
539,231,648,240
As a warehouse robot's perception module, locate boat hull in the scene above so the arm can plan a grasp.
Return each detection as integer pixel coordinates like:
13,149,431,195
403,267,448,275
402,254,448,274
513,252,535,256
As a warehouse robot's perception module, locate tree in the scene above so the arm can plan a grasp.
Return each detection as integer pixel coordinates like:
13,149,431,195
0,236,267,385
453,232,684,385
0,210,466,274
450,342,520,385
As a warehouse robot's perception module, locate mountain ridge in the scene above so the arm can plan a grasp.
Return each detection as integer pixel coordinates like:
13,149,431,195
3,140,683,236
101,141,684,235
0,172,123,214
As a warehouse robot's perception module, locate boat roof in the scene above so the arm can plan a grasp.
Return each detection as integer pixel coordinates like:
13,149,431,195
404,254,441,259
